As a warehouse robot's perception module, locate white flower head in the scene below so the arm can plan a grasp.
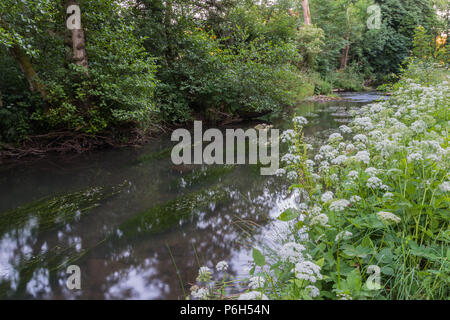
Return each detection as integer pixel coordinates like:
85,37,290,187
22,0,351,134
292,260,322,283
335,230,352,242
321,191,334,203
248,276,265,289
293,116,308,126
329,199,350,211
376,211,401,224
305,285,320,298
215,261,229,272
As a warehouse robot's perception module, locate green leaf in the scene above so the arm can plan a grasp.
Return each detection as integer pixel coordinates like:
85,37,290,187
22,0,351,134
277,208,299,222
252,248,266,267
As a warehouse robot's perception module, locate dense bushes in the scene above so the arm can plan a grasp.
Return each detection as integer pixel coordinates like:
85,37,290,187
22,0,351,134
0,0,158,143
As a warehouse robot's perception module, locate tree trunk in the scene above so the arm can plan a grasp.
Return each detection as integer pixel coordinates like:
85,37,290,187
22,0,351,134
9,44,48,102
340,41,350,70
65,0,88,70
302,0,312,25
340,8,351,70
0,91,3,107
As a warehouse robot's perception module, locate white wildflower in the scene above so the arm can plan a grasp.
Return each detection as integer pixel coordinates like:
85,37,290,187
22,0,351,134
366,176,383,189
191,287,209,299
215,261,228,272
347,170,359,180
292,261,322,283
329,199,350,211
349,195,362,203
376,211,401,224
310,213,329,226
305,285,320,298
293,116,308,126
248,276,265,289
335,231,352,241
339,125,352,134
329,132,343,142
321,191,334,203
353,134,368,143
354,151,370,164
279,242,306,263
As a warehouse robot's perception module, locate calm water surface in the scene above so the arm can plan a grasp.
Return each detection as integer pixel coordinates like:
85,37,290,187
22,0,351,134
0,92,384,299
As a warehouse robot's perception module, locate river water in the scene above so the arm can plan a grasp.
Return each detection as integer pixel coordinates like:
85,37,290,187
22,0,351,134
0,92,384,299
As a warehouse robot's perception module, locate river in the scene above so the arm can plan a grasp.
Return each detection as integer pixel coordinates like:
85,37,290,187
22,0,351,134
0,92,384,299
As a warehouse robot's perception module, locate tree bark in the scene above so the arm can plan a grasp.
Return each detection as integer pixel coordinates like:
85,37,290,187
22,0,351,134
65,0,88,70
302,0,312,25
340,41,350,70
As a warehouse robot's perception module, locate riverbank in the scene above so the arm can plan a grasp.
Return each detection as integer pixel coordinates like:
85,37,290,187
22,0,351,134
231,64,449,300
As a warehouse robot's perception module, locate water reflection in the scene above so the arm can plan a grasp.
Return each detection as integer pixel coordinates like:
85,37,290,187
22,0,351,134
0,92,384,299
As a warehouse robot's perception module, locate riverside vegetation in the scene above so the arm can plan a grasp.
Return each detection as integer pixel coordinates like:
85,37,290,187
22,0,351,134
188,38,450,300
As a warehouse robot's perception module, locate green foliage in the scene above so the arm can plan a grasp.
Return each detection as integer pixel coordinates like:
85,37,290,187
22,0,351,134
325,64,365,91
295,25,325,69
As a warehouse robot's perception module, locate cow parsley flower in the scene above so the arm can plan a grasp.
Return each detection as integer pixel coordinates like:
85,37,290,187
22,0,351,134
293,116,308,126
197,266,212,282
376,211,401,224
347,170,359,180
354,151,370,164
349,195,362,203
287,171,298,180
191,287,209,299
329,199,350,211
407,152,423,162
248,276,265,289
353,134,368,143
335,231,352,241
365,167,378,176
339,125,352,134
279,242,306,263
305,285,320,298
321,191,334,202
411,120,427,134
367,176,383,189
310,213,329,226
281,130,296,143
329,132,343,142
383,192,394,199
216,261,229,272
331,155,347,165
292,260,322,283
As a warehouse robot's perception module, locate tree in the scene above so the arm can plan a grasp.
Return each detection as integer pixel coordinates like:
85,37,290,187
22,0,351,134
302,0,312,25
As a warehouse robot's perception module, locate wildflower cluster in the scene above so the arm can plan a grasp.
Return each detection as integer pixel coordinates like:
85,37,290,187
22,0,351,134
249,66,449,300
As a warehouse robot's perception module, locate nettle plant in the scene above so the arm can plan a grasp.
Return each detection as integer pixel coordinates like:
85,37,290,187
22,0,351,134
238,67,448,300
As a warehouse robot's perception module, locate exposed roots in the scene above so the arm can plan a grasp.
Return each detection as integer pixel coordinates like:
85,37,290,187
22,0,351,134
0,127,161,160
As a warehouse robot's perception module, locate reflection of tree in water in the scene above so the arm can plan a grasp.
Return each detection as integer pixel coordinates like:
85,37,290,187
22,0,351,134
77,167,289,299
0,162,289,299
